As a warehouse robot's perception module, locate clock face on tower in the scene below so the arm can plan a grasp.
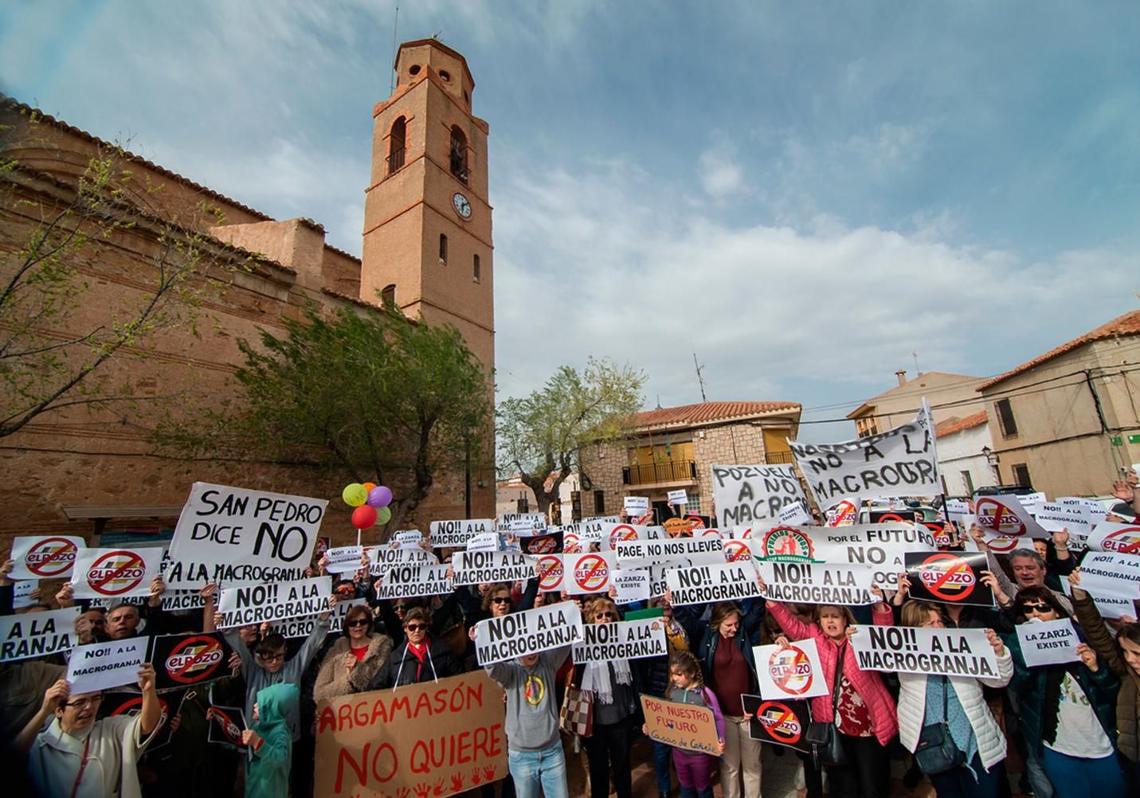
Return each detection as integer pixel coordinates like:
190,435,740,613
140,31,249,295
452,192,472,220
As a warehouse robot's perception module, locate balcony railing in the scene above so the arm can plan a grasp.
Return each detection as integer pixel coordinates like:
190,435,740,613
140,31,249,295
765,451,795,465
622,459,696,485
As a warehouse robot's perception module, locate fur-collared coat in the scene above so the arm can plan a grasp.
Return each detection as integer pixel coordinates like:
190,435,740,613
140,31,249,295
313,633,393,703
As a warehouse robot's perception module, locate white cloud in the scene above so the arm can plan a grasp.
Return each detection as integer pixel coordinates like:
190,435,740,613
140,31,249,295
698,137,746,199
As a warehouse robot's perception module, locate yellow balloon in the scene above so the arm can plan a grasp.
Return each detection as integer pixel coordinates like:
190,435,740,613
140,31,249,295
341,483,367,507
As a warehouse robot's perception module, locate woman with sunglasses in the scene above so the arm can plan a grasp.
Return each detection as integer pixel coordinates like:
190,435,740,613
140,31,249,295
313,604,393,702
372,606,459,688
1009,585,1125,797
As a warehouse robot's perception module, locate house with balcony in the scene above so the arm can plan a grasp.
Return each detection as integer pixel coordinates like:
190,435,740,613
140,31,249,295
579,400,802,521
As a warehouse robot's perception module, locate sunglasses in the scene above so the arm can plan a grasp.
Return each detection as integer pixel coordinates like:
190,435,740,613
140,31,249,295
405,623,427,632
595,612,618,620
491,597,511,605
1019,602,1051,613
346,619,370,627
257,651,285,663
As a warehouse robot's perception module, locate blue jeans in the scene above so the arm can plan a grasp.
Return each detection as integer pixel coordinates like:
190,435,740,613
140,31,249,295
508,740,568,798
1040,748,1124,798
653,739,673,794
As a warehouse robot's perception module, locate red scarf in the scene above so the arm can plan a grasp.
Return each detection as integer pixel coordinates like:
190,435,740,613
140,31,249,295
407,639,429,681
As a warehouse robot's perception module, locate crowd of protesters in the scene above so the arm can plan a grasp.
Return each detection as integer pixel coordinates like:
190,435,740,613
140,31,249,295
1,469,1138,798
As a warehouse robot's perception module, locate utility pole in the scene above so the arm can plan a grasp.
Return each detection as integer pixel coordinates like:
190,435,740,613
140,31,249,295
693,352,708,402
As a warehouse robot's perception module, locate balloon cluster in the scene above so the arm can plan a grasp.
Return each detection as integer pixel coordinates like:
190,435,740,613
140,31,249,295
341,481,393,530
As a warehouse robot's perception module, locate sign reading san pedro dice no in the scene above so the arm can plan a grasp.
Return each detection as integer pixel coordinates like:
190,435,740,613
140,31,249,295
904,551,994,607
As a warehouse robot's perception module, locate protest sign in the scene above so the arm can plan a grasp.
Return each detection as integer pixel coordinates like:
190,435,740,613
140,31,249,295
904,551,994,607
166,483,326,589
366,544,435,575
561,532,582,553
572,618,667,663
68,637,148,694
374,563,454,600
742,694,811,752
922,520,954,547
150,632,232,691
101,689,180,751
754,639,829,700
392,530,423,549
640,695,722,755
497,512,545,532
779,502,813,526
789,405,941,508
574,516,621,544
756,561,876,605
429,518,494,548
850,625,1000,678
563,551,615,595
450,551,535,586
273,597,368,639
866,508,915,524
217,576,331,628
206,703,247,749
750,523,936,590
826,499,859,527
945,499,971,522
8,535,86,580
160,590,206,613
615,537,725,568
665,562,762,606
722,537,754,562
602,523,653,551
1077,552,1140,600
466,532,501,552
974,494,1047,539
711,464,807,528
667,489,689,506
0,606,79,662
1032,503,1092,542
1015,619,1081,667
13,580,36,609
314,671,507,798
611,569,651,604
71,547,163,600
519,530,562,556
623,496,650,516
974,534,1036,555
536,554,564,592
1091,593,1136,620
474,602,583,665
325,545,364,574
1085,522,1140,555
1017,492,1048,512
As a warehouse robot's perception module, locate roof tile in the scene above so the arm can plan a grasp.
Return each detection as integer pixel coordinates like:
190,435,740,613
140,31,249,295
935,411,988,438
630,401,800,430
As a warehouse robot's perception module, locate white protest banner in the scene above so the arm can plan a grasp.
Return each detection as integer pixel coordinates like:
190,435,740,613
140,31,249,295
161,590,206,613
973,494,1048,539
722,537,755,563
166,482,325,589
0,606,79,662
324,545,364,574
563,551,615,595
272,598,368,639
8,535,86,580
971,534,1035,556
1078,552,1140,601
615,537,725,568
13,580,36,609
474,601,583,665
623,496,650,516
392,530,424,549
574,516,621,544
450,551,535,586
536,554,565,592
789,404,940,509
1091,593,1135,620
779,502,813,526
826,499,859,527
711,464,807,528
1015,619,1081,667
754,639,829,700
1085,522,1140,555
749,523,937,589
665,562,762,606
1017,492,1047,512
216,576,331,628
757,562,876,605
466,532,501,552
945,500,971,523
1032,503,1092,543
667,489,689,506
67,637,148,694
611,569,651,604
365,544,435,576
428,518,494,548
71,547,163,600
850,625,1000,678
374,563,454,600
572,618,667,663
496,513,545,535
601,523,653,552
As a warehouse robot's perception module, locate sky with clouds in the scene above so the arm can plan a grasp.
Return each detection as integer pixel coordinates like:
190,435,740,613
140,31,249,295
3,0,1139,440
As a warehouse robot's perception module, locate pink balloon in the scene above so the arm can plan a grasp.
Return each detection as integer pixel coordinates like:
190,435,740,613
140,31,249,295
367,485,393,508
351,505,378,529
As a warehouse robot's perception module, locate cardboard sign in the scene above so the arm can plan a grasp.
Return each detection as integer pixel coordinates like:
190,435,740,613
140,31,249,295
665,562,762,606
450,551,535,586
325,545,364,574
563,551,615,595
904,551,994,607
711,464,807,528
205,703,246,749
743,694,811,752
615,537,726,568
1085,522,1140,555
1015,619,1081,667
216,576,331,628
850,625,1000,678
611,569,651,604
667,490,689,506
70,547,163,600
973,494,1047,539
273,597,368,639
789,405,941,508
314,671,508,798
429,518,494,548
754,639,829,700
1077,552,1140,600
750,523,937,590
572,618,667,663
8,535,85,580
640,694,722,755
756,561,876,605
374,563,454,600
623,496,650,516
166,482,326,589
150,632,232,690
68,637,148,694
474,601,583,665
0,606,79,662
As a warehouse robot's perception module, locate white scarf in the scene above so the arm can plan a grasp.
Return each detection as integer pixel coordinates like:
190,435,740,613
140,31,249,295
581,659,632,705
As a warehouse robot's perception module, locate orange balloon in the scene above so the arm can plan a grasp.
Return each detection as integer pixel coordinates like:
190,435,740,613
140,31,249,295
362,482,377,493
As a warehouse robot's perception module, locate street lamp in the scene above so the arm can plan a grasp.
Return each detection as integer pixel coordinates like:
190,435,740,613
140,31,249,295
981,446,1000,484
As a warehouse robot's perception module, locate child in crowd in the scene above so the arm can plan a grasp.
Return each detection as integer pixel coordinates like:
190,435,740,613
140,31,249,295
242,683,299,798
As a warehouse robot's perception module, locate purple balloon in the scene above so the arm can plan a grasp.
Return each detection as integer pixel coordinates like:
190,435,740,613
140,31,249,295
367,485,393,508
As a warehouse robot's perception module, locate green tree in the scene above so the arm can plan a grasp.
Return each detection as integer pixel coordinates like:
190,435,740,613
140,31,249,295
497,358,645,514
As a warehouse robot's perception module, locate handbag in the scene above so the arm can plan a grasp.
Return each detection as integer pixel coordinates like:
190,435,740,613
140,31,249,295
806,642,848,767
559,667,594,738
914,677,966,775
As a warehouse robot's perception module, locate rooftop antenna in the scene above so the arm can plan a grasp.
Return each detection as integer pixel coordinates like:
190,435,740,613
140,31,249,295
389,3,400,94
912,350,921,376
693,352,708,402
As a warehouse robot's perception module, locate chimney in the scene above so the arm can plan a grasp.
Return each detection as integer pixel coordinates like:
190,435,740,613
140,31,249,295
895,369,907,386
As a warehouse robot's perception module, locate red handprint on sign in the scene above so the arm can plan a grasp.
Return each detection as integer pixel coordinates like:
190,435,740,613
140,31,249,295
471,768,484,785
450,774,464,792
413,783,430,798
482,766,496,782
